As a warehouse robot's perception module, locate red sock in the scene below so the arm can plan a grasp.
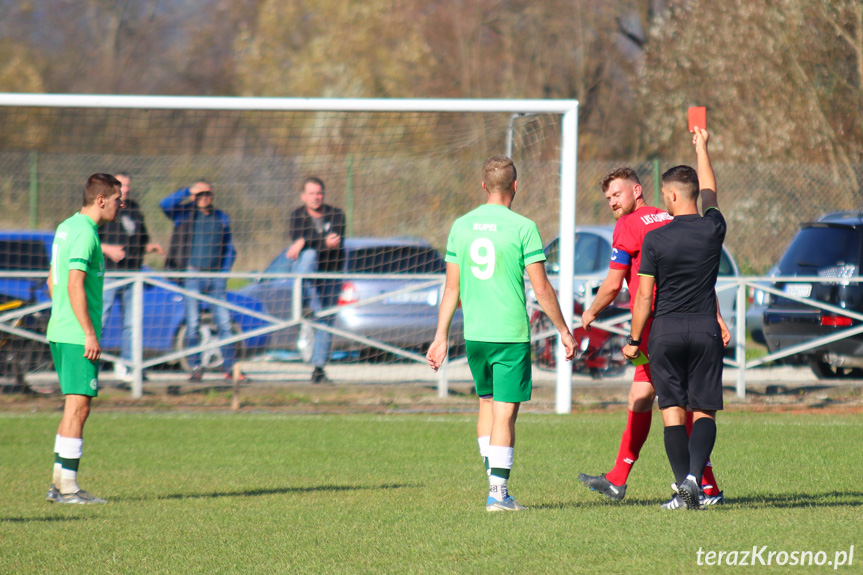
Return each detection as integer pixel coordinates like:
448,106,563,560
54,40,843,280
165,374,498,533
685,411,721,496
605,410,652,486
701,461,721,496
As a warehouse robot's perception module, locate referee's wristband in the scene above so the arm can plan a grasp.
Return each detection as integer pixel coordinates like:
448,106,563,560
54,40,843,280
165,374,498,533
626,335,641,346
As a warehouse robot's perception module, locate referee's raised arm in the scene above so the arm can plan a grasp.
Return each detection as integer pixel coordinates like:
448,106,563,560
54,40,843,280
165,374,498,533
694,128,718,213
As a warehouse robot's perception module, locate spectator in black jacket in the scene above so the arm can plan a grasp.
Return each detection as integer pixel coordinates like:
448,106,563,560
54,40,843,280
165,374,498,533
287,177,346,383
99,172,163,382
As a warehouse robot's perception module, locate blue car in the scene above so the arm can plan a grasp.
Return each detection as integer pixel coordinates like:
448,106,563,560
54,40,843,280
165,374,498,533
0,231,55,382
0,230,270,374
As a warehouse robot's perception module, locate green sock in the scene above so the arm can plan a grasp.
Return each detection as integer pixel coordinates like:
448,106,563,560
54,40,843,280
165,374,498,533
490,468,510,480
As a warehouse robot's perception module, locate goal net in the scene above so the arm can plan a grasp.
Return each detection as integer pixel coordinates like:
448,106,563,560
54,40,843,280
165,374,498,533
0,95,577,410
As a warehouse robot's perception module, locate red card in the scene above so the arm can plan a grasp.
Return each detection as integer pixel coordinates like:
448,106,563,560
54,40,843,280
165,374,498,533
688,107,706,132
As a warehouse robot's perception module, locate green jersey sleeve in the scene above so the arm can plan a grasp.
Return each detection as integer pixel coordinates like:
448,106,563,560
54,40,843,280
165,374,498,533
522,221,545,266
445,224,458,265
67,228,99,272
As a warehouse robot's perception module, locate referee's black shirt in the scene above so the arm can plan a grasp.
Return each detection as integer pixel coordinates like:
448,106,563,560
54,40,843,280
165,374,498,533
639,209,727,318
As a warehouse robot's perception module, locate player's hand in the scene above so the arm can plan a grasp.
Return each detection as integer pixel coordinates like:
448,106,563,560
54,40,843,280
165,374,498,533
83,333,101,361
622,343,640,360
324,233,341,249
146,242,165,256
581,309,596,331
718,316,731,348
286,239,305,260
692,127,709,151
560,330,576,361
426,338,448,372
103,244,126,263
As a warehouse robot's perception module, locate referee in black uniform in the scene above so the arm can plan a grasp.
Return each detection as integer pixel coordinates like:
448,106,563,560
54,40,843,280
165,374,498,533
622,127,726,510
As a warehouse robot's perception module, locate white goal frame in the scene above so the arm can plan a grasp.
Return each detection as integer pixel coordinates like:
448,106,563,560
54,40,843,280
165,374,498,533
0,94,579,413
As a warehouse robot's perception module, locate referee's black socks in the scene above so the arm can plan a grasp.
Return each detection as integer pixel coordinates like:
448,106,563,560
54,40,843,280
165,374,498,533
688,417,717,484
664,425,690,487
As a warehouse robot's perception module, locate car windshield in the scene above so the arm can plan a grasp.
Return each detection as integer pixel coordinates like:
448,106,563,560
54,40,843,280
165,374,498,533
347,246,445,274
544,233,612,275
0,240,50,271
777,226,861,274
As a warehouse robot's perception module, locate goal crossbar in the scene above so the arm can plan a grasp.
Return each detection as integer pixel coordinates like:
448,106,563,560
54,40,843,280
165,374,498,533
0,93,577,115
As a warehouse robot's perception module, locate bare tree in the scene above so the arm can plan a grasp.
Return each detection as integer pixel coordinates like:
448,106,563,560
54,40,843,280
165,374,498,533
640,0,863,196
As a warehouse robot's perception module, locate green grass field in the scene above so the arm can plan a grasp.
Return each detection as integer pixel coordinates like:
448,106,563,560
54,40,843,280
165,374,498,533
1,410,861,574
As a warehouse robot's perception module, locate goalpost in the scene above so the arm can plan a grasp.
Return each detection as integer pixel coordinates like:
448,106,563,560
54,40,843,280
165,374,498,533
0,94,578,413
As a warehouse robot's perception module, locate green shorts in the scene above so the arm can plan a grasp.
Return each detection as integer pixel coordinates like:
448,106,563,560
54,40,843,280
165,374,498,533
50,342,100,397
465,340,532,403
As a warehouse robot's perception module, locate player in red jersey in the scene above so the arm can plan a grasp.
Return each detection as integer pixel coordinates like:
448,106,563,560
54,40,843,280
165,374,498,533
577,167,727,508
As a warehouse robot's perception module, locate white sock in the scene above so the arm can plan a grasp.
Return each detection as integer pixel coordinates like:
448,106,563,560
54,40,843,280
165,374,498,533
478,436,490,476
487,445,514,470
487,446,514,501
60,468,80,495
477,436,490,459
56,436,83,494
52,435,62,485
488,475,508,501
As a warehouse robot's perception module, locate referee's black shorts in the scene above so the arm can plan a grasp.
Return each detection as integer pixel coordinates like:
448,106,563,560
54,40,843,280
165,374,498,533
648,313,724,411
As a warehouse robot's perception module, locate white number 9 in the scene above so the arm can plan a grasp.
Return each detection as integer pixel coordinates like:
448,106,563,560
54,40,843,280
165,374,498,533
470,238,495,280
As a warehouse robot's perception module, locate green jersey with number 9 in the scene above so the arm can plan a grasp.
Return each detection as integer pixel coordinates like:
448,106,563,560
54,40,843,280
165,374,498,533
445,204,546,342
47,213,106,345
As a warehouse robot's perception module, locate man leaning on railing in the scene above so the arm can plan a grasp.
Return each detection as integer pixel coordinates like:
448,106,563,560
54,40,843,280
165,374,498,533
286,176,346,384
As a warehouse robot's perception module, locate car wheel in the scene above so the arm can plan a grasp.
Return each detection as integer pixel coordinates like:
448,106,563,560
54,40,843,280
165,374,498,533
530,312,556,370
3,313,54,393
588,335,628,380
174,318,241,372
808,358,863,379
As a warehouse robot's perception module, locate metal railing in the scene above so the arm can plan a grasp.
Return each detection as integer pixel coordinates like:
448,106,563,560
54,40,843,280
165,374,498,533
2,272,860,402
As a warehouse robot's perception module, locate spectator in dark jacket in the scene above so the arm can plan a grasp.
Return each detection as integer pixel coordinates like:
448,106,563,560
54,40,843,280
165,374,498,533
286,176,346,383
100,172,163,382
160,179,241,382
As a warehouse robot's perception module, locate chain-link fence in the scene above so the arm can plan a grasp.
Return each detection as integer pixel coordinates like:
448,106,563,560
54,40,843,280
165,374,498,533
2,107,862,397
4,153,862,275
576,159,863,274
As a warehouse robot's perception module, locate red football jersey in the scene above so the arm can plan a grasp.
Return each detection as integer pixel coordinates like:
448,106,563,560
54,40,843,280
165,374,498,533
609,206,673,311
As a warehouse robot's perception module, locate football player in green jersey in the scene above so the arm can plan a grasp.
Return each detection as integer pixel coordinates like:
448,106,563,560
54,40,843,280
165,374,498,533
428,156,575,511
46,173,121,505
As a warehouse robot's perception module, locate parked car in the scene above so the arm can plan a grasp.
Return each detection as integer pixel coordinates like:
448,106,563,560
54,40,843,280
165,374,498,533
238,237,463,360
0,230,270,374
762,211,863,378
534,226,741,349
0,231,55,383
745,265,778,345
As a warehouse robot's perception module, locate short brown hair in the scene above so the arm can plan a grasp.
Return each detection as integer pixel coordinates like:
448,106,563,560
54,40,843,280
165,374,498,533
482,156,517,193
600,167,641,192
303,176,325,192
661,165,699,200
83,173,121,206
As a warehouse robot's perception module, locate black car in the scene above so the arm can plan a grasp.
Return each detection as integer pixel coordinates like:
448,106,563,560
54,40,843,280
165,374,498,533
762,211,863,378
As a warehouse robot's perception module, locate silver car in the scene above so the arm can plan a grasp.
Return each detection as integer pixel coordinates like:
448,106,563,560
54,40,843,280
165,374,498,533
239,237,463,360
539,227,741,347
